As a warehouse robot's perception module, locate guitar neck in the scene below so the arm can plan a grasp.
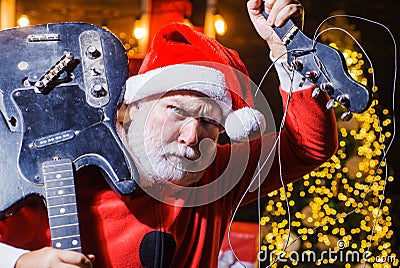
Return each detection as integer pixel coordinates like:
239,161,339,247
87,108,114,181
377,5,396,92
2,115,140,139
42,159,82,252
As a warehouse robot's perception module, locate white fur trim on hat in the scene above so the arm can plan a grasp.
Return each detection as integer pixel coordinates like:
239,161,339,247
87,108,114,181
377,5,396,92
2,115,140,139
125,64,232,117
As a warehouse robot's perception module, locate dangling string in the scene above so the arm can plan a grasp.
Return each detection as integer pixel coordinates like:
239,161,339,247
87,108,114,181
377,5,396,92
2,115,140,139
227,52,296,267
311,15,397,267
226,14,397,268
273,15,398,265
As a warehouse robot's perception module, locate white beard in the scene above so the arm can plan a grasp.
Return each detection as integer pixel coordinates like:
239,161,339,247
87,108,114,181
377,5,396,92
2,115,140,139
126,115,206,187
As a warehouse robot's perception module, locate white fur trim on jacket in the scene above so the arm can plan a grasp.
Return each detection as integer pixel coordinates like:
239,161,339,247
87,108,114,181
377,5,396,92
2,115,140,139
270,52,314,92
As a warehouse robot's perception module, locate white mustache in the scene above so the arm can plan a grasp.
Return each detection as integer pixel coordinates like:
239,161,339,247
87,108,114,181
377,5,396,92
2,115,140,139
143,131,199,160
141,128,216,174
162,143,200,160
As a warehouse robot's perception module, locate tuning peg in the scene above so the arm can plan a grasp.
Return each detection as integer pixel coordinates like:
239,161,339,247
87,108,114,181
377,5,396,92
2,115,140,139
305,71,319,83
291,60,303,71
337,94,350,109
312,87,321,98
326,99,335,110
320,83,334,95
91,84,107,98
341,111,353,121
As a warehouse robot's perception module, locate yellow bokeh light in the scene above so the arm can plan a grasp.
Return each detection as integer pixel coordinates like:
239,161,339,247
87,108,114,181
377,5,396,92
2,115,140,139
17,15,30,27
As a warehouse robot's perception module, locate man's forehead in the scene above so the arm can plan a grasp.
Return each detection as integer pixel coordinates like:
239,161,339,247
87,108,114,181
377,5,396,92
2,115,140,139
161,89,211,99
165,90,217,103
160,91,223,117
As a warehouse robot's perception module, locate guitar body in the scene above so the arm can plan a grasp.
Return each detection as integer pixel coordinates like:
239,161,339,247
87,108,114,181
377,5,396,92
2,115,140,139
0,22,138,219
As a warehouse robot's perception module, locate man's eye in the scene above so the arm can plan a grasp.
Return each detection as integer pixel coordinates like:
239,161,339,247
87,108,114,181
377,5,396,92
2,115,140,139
168,105,184,115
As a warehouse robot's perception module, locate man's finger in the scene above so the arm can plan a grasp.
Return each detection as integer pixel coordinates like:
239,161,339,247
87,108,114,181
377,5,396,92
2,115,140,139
275,3,304,27
264,0,276,14
247,0,263,16
58,250,93,268
266,0,293,26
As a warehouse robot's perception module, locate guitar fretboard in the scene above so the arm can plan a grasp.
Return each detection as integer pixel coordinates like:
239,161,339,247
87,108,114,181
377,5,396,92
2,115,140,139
42,159,82,252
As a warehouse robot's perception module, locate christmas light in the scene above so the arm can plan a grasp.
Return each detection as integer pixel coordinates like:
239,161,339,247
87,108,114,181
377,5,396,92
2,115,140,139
17,15,30,27
214,14,227,36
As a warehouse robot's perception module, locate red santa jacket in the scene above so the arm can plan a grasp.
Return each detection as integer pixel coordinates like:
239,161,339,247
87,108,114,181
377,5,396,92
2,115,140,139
0,87,337,267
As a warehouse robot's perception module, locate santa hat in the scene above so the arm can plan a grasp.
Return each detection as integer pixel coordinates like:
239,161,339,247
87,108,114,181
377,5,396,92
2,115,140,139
124,22,266,142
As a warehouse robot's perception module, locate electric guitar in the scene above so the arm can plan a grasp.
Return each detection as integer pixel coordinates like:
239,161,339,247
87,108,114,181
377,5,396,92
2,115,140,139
261,9,372,119
0,22,138,252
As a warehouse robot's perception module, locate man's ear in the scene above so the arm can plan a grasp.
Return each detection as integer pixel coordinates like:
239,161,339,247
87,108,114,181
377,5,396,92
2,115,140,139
128,102,140,121
117,102,139,125
117,103,128,123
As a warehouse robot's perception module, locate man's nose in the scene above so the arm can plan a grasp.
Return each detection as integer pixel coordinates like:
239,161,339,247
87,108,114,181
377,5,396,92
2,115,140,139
178,118,200,146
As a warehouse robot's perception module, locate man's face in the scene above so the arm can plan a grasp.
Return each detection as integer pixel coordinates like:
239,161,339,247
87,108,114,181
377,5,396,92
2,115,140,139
122,91,224,186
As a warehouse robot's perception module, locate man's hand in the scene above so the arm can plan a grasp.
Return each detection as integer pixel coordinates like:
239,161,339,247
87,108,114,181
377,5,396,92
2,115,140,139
247,0,304,58
15,247,95,268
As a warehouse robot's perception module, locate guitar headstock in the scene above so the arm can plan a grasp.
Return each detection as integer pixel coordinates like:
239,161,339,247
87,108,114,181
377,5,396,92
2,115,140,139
261,10,372,120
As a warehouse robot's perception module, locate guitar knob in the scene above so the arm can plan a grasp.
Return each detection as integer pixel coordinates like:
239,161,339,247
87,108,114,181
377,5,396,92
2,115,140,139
86,46,101,59
312,87,320,99
341,111,353,121
337,94,350,109
91,84,107,98
320,83,334,95
326,99,335,110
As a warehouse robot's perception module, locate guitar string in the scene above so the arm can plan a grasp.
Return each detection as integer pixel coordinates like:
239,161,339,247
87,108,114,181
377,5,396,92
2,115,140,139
267,16,398,267
279,16,398,266
227,53,296,268
227,14,397,268
312,15,398,268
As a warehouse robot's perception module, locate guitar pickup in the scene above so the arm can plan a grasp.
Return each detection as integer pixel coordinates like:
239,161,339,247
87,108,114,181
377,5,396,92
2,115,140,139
33,130,75,148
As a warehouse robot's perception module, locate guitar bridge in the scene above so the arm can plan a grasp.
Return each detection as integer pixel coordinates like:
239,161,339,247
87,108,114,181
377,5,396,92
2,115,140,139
34,52,75,93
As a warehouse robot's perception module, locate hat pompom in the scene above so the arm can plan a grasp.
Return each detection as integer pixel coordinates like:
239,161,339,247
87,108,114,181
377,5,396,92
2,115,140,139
224,107,266,142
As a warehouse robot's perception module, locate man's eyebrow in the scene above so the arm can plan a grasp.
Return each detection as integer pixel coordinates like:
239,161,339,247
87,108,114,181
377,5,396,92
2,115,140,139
169,97,222,121
173,99,201,115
